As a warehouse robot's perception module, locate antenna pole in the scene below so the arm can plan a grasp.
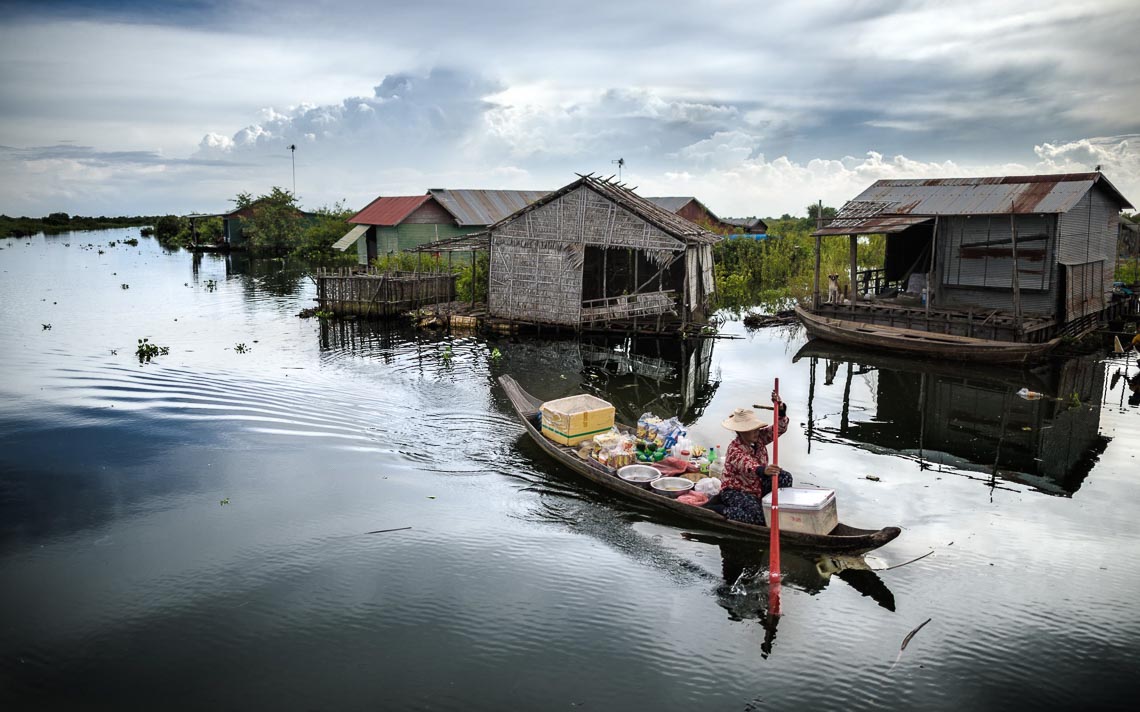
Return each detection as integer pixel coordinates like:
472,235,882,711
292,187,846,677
288,144,297,197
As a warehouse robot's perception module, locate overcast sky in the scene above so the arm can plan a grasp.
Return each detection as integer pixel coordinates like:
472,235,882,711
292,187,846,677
2,0,1138,218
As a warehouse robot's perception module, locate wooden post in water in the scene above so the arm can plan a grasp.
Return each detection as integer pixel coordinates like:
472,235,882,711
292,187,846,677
849,235,858,311
1010,202,1023,336
814,200,822,308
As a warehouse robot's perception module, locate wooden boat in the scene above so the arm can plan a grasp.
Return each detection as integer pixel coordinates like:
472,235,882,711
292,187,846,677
795,305,1061,364
499,375,901,553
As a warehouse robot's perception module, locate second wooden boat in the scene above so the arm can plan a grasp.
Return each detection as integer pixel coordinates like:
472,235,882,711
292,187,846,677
795,305,1061,364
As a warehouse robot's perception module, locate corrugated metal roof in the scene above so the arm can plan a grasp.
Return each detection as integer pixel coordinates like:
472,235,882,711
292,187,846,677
428,189,549,226
332,223,368,250
349,195,434,226
491,174,721,246
647,197,696,212
815,173,1134,236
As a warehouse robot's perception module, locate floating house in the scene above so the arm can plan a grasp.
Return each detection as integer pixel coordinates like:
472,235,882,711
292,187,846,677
798,172,1135,361
335,189,548,265
483,175,721,332
185,200,315,250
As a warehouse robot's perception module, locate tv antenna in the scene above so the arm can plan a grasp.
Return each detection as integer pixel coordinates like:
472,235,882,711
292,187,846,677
612,157,625,182
288,144,297,196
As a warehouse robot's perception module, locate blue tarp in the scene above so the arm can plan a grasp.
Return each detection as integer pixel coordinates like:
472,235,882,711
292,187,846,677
724,233,770,240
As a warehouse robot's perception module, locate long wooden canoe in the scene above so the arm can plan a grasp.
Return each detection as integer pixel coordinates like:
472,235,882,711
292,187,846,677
795,305,1061,364
499,375,901,554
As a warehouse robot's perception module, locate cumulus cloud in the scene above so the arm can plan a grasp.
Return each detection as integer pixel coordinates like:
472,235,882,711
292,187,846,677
194,68,502,161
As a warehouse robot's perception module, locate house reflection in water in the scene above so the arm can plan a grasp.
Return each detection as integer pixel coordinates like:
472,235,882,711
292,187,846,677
796,341,1110,496
318,319,719,424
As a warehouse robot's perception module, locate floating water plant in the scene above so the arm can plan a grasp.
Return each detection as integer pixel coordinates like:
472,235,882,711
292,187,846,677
490,347,503,361
441,345,453,363
135,338,170,364
121,284,129,290
234,343,250,354
42,323,52,330
204,279,218,292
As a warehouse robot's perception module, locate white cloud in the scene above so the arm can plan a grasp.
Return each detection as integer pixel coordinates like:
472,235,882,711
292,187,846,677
2,2,1140,216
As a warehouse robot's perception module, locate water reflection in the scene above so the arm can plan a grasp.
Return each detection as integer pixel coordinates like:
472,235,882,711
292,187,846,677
189,251,311,297
796,341,1110,495
320,320,721,423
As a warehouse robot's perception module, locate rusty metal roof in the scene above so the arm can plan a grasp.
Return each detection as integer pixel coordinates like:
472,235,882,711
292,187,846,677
490,174,722,246
349,194,435,226
428,189,549,226
815,173,1133,236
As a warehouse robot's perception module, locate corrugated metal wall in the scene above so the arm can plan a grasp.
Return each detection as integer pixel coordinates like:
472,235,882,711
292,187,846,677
940,214,1054,290
1057,185,1120,320
938,214,1057,315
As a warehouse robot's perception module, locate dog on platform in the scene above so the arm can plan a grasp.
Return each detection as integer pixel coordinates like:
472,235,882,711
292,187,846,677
826,274,840,303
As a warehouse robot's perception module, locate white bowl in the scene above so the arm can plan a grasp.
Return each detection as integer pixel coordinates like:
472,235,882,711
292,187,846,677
649,476,695,498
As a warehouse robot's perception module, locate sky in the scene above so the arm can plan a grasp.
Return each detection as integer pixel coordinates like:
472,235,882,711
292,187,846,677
1,0,1139,219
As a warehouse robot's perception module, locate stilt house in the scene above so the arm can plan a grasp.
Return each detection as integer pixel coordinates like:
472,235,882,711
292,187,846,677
486,175,721,330
809,172,1134,342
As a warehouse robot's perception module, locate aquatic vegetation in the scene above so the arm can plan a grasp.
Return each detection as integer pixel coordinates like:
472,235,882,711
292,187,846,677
122,238,139,246
121,283,129,289
490,347,503,361
204,279,218,292
219,497,230,506
42,323,51,330
135,338,170,364
441,345,453,363
234,343,250,354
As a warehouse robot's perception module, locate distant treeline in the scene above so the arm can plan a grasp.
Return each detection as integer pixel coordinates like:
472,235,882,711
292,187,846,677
0,213,159,238
154,187,357,263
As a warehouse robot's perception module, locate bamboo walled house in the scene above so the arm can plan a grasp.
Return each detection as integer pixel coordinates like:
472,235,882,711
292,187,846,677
803,172,1135,349
485,175,721,331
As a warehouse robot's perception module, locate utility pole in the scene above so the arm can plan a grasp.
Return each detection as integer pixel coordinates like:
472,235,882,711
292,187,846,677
288,144,297,197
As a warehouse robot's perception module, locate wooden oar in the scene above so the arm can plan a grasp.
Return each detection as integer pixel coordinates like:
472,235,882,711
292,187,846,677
769,378,782,616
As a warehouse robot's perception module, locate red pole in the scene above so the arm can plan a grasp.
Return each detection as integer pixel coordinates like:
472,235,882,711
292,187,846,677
769,378,782,616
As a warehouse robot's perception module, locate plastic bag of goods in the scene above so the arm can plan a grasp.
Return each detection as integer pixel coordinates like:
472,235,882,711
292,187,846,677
695,477,722,496
676,492,709,507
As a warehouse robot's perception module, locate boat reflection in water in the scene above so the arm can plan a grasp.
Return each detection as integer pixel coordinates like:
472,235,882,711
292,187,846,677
683,534,896,657
796,341,1111,496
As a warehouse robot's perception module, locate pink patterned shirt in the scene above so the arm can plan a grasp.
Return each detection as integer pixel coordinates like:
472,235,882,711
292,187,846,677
722,416,789,497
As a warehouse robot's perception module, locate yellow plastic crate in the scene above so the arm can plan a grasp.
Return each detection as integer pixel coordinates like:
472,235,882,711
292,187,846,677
540,394,615,446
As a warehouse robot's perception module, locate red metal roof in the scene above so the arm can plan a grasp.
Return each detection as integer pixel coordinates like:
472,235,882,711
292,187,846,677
349,194,434,226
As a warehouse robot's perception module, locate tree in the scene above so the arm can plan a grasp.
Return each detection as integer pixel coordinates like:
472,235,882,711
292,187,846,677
293,200,356,261
232,192,254,210
806,203,838,223
244,187,303,256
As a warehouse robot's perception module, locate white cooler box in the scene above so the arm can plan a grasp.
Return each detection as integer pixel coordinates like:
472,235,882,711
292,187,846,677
761,487,838,535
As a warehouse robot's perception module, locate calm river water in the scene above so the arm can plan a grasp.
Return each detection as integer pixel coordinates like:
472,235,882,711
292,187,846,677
1,230,1138,711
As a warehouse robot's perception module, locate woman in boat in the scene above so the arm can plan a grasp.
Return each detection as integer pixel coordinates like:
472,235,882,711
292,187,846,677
720,397,791,526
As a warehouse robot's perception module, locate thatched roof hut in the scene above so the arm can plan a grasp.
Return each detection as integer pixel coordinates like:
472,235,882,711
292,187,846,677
486,174,721,331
